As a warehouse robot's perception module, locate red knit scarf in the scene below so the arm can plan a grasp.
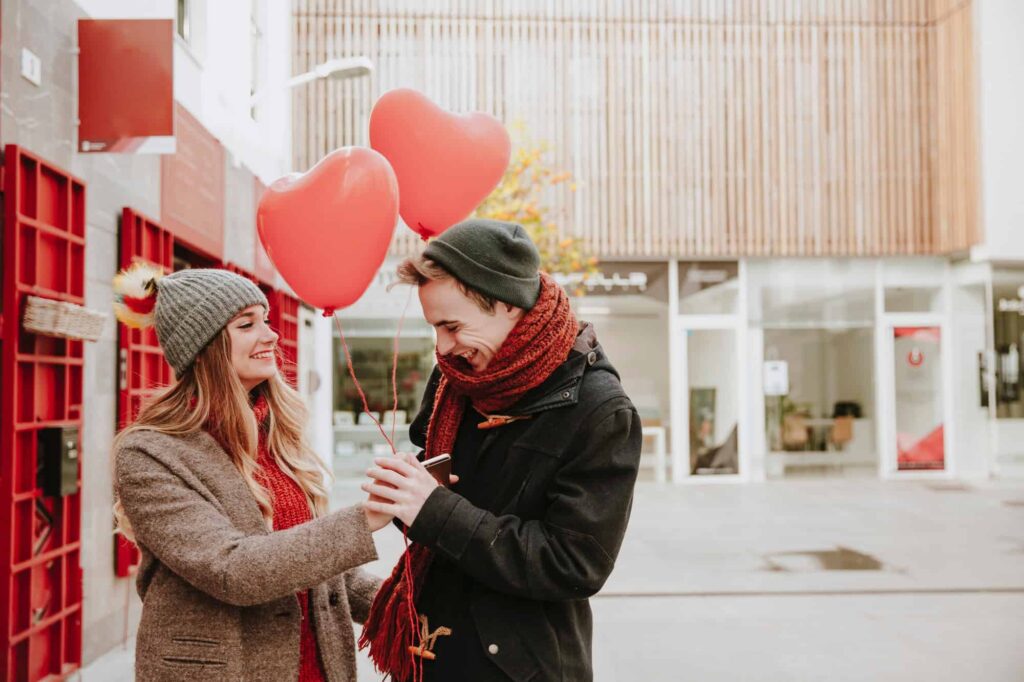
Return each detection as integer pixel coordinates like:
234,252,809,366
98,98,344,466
210,396,326,682
359,273,579,681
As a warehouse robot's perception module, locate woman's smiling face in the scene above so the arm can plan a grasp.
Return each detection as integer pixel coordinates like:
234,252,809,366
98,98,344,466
227,305,279,389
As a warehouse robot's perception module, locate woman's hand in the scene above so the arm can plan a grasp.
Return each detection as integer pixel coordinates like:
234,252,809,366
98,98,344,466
362,453,454,527
361,495,394,532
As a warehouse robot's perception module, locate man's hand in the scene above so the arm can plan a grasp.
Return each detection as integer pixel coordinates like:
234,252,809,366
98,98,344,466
362,452,454,527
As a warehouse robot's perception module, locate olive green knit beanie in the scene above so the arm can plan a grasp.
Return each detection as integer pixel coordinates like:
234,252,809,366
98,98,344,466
423,218,542,310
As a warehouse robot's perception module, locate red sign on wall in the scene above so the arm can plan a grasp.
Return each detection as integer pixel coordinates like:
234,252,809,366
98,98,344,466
77,20,174,153
161,103,226,259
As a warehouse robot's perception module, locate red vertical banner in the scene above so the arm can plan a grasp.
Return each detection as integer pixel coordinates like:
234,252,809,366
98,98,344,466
0,145,86,681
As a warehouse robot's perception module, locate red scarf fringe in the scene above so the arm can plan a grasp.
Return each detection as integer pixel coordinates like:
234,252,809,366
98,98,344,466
359,273,578,679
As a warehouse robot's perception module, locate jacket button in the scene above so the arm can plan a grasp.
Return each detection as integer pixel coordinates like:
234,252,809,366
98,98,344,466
561,391,571,399
587,351,597,365
329,592,340,606
488,644,499,655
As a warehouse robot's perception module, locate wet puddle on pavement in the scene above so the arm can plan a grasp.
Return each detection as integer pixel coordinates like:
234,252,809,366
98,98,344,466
763,546,885,572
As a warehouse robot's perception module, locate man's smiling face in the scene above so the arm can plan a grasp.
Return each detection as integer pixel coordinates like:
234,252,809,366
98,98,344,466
418,278,523,372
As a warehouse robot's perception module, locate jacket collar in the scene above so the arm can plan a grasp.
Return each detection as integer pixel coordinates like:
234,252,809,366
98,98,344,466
505,322,614,416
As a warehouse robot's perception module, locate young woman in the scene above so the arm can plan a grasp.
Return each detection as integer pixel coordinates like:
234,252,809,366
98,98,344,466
112,265,387,681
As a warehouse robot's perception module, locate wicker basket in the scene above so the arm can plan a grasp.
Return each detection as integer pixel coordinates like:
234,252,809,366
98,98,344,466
23,296,107,342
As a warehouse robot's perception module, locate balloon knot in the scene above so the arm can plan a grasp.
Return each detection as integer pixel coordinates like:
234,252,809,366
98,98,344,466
322,308,335,317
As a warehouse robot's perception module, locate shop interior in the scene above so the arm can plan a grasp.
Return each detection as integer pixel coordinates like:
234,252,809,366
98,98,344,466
755,267,878,478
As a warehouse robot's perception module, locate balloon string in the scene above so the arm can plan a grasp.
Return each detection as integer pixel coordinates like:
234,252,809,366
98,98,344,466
332,308,423,680
332,314,395,453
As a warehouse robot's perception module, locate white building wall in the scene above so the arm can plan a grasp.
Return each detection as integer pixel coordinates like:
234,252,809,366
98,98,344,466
974,0,1024,262
199,0,290,181
951,282,993,478
76,0,292,181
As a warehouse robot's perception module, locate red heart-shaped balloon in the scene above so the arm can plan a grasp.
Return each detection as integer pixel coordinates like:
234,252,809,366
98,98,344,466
369,88,511,239
257,147,398,313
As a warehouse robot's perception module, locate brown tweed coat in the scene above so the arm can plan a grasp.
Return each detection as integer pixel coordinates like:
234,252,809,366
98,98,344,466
114,428,382,681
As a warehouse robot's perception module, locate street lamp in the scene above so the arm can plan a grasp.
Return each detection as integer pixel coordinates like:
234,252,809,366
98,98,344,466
249,55,372,107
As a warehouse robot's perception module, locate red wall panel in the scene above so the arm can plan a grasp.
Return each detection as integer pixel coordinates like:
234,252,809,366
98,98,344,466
160,103,225,259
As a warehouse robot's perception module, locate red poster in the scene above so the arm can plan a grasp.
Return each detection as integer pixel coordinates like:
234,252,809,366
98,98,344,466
77,20,174,153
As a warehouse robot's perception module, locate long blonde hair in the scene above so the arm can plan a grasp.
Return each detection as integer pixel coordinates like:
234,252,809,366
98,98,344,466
113,328,330,540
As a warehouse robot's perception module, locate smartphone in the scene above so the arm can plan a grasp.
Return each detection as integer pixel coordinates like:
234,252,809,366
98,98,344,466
423,453,452,487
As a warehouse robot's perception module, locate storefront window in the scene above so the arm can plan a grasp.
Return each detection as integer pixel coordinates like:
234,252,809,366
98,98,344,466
750,260,877,476
332,319,435,477
678,262,738,315
762,328,876,459
993,269,1024,418
880,259,947,310
568,261,670,480
749,259,875,328
885,286,943,313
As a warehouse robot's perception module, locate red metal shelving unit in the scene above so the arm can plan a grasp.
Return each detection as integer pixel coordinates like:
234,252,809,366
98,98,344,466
261,287,300,389
0,145,86,681
114,208,174,578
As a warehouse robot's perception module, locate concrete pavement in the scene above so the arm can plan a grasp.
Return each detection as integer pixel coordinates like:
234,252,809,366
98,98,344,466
590,592,1024,681
77,478,1024,680
350,478,1024,681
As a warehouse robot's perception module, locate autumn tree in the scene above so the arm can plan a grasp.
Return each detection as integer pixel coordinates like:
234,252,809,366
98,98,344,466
474,125,598,293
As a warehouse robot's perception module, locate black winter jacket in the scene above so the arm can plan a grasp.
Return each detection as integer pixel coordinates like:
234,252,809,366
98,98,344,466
405,323,642,681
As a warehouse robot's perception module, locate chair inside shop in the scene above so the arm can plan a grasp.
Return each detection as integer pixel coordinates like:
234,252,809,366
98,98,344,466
693,425,738,474
782,413,810,450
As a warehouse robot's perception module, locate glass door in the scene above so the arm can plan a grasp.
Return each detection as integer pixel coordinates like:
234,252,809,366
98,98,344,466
674,318,743,480
886,324,949,473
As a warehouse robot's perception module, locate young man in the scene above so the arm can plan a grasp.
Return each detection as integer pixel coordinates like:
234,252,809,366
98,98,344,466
361,218,642,682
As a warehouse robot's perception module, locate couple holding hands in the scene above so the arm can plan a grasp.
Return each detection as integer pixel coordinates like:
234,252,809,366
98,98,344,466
113,219,641,681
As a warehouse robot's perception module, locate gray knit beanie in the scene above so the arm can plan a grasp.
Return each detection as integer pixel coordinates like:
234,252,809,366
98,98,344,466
423,218,542,310
153,269,269,377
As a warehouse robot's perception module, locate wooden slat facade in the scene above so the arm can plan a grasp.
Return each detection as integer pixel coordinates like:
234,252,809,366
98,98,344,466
292,0,979,259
